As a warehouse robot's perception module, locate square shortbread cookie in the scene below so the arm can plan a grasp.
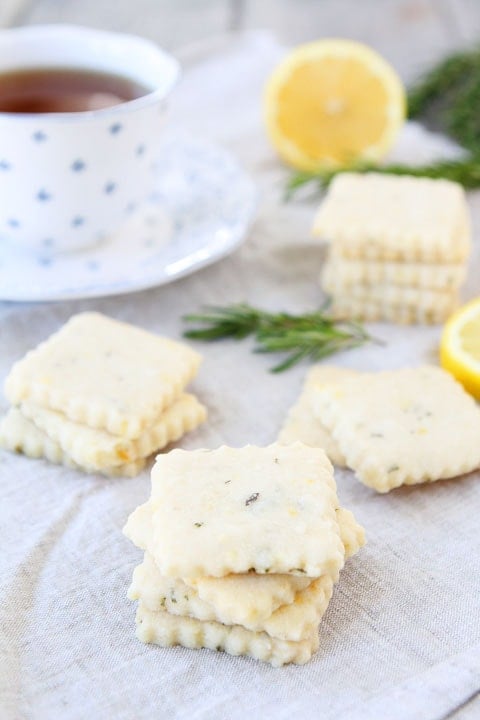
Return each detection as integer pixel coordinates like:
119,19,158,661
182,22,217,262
144,443,344,578
314,366,480,492
278,365,361,466
329,296,457,324
0,408,145,478
129,553,335,641
135,602,320,667
4,312,202,439
191,508,364,624
321,255,466,291
321,273,459,311
187,573,311,628
313,173,470,263
124,503,364,628
21,393,207,470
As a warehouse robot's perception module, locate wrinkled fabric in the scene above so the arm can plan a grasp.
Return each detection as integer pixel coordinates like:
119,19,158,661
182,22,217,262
1,32,479,720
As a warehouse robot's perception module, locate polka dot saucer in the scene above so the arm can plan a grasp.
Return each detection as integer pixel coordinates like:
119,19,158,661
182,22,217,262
0,133,256,302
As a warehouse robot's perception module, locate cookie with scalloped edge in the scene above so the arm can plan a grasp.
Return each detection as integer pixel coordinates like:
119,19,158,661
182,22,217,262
129,553,334,642
313,173,470,263
329,296,458,324
21,393,206,470
135,602,319,667
314,365,480,492
5,312,201,439
142,443,344,579
0,408,144,478
187,508,364,628
321,254,466,291
322,275,458,311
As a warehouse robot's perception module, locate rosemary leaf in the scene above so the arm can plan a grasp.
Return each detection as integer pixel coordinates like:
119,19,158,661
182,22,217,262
408,47,480,155
286,154,480,197
184,306,262,340
407,49,480,120
183,303,375,372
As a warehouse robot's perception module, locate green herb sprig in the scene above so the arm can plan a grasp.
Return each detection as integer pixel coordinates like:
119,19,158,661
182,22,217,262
286,47,480,196
285,154,480,197
183,303,375,372
407,49,480,124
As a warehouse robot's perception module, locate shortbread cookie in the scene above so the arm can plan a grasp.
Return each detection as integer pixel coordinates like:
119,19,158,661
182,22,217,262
313,173,470,263
135,602,319,666
21,393,207,470
0,408,145,478
278,365,360,465
322,276,458,311
329,297,458,324
314,366,480,492
144,443,344,578
321,255,466,291
5,312,201,439
129,553,334,641
186,572,312,628
124,503,364,627
184,505,364,625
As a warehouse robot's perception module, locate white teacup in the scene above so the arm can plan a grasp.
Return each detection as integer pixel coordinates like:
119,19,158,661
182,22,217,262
0,25,179,253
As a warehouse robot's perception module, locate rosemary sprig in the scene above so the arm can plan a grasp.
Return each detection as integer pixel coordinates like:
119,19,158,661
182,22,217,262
408,47,480,156
183,303,375,372
285,154,480,197
407,49,480,123
286,46,480,197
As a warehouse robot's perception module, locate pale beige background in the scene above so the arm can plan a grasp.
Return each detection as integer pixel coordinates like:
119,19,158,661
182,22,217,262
1,3,480,719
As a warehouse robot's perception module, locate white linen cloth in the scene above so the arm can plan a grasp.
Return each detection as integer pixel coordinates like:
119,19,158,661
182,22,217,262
1,32,479,720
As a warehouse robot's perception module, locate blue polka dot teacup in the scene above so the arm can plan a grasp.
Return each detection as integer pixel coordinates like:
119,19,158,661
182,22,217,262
0,25,179,253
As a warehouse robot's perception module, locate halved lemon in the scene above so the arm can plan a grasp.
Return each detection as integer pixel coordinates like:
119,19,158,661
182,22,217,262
440,297,480,399
264,39,406,171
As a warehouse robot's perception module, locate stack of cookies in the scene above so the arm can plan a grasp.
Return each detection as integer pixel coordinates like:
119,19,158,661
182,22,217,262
280,364,480,493
123,443,365,666
0,312,206,477
313,173,471,324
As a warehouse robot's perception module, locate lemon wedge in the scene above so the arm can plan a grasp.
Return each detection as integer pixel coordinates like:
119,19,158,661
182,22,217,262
440,297,480,398
264,39,406,171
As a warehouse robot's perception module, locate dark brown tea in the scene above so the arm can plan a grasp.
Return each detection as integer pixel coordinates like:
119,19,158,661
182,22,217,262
0,67,149,114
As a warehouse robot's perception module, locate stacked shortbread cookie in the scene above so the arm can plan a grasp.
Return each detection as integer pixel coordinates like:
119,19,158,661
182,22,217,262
0,313,206,477
313,173,471,323
124,443,365,666
280,364,480,493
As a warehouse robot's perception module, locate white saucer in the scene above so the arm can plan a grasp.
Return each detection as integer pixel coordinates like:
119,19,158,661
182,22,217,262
0,133,256,302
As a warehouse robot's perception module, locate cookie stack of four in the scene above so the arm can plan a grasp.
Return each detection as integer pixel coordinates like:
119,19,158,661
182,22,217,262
314,173,471,324
124,443,365,666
